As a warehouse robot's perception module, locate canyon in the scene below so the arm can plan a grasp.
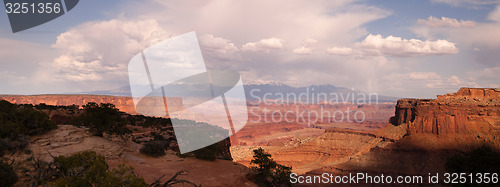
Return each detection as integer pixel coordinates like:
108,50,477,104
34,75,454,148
2,87,499,186
299,88,500,185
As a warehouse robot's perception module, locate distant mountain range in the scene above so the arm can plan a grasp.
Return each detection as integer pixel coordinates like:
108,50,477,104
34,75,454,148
243,82,398,104
71,82,399,104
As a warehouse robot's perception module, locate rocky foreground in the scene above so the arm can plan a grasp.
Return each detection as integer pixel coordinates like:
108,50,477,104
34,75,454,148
11,125,255,186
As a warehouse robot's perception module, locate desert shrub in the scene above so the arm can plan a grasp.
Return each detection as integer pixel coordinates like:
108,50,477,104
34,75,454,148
192,142,226,161
71,102,131,137
127,115,172,129
249,148,292,187
0,135,30,156
0,160,18,187
446,145,500,173
16,107,57,136
0,100,56,155
193,146,218,161
34,103,78,111
0,100,56,139
51,151,148,187
140,141,167,157
150,170,200,187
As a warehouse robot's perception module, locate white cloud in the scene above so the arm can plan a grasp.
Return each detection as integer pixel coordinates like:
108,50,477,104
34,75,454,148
417,16,476,28
425,75,479,88
431,0,500,7
135,0,390,51
242,38,284,52
326,46,357,55
358,34,459,57
412,5,500,68
293,46,312,55
488,4,500,22
408,72,441,80
0,71,26,80
199,34,238,54
381,72,480,98
52,55,127,81
304,38,318,44
327,34,459,57
466,67,500,88
51,19,168,81
198,33,241,67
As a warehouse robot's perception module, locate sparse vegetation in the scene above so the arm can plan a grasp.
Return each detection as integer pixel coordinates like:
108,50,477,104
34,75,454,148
140,141,168,157
193,141,229,161
33,103,79,111
24,151,148,186
0,100,56,156
193,144,219,161
249,147,292,187
71,102,131,137
151,170,200,187
22,151,199,186
0,160,18,187
127,115,173,130
0,100,57,138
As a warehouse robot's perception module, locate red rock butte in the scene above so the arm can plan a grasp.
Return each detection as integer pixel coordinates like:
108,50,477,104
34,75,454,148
392,87,500,135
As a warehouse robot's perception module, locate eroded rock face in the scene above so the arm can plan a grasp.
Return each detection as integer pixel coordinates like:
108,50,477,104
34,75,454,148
303,88,500,180
392,88,500,135
439,87,500,100
0,95,183,115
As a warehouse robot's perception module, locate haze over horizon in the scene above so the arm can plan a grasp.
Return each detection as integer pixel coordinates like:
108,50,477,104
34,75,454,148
1,0,499,98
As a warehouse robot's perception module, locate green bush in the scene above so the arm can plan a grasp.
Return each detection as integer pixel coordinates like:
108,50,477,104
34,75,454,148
192,143,223,161
127,115,172,128
0,160,18,187
51,151,148,187
249,148,292,187
140,141,167,157
0,100,56,139
0,100,56,155
71,102,131,137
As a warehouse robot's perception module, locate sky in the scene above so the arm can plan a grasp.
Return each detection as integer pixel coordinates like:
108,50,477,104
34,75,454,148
0,0,499,98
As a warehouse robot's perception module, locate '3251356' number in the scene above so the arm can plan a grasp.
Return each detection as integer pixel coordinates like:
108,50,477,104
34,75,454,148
5,3,61,14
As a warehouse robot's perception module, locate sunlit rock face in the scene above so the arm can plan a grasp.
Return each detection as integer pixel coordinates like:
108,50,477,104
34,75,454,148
392,88,500,135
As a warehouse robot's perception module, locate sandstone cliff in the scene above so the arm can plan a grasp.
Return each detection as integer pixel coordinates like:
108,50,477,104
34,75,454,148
0,95,183,116
391,88,500,135
303,88,500,181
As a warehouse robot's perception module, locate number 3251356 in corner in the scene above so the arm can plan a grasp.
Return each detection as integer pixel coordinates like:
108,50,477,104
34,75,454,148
5,2,62,14
443,173,498,184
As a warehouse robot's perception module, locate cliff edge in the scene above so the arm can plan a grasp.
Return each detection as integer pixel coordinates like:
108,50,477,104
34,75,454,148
391,88,500,135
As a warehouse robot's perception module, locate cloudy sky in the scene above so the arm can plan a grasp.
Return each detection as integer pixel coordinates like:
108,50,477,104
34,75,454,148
0,0,499,98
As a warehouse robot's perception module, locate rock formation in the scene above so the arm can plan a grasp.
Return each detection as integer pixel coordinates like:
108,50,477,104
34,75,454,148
303,88,500,182
0,95,183,115
392,88,500,135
